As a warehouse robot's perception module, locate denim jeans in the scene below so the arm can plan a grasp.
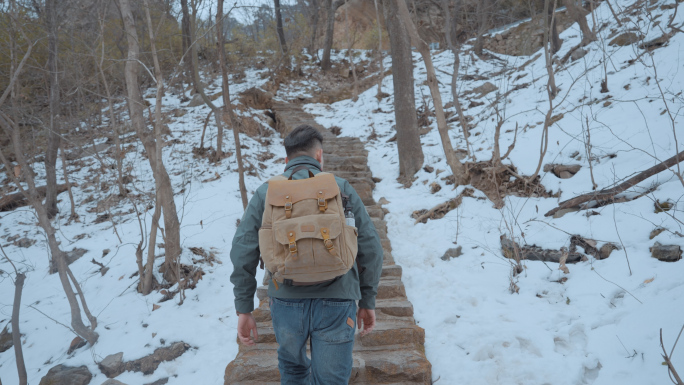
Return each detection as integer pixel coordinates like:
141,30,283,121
270,297,356,385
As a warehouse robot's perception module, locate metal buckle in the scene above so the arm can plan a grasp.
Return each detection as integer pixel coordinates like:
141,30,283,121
285,202,293,210
289,242,297,253
324,239,334,250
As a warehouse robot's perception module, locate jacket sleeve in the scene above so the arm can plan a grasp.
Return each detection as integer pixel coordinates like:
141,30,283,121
230,187,266,314
345,181,383,309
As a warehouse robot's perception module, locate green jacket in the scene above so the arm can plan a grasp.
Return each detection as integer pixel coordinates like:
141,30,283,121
230,156,384,314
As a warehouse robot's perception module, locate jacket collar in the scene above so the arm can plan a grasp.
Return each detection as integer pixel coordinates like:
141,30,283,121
284,155,322,172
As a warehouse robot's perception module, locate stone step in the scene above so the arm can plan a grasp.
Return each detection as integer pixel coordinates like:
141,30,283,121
225,347,431,384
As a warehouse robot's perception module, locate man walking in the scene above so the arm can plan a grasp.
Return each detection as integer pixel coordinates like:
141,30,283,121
230,124,384,384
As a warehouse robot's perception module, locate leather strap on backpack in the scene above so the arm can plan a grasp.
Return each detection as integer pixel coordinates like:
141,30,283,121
288,165,315,180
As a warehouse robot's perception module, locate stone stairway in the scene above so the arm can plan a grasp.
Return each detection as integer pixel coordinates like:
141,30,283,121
224,102,432,384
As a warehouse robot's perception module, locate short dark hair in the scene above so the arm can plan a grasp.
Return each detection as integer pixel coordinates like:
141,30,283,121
284,125,324,158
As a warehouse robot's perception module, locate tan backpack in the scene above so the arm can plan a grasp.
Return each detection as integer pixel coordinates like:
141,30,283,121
259,168,358,288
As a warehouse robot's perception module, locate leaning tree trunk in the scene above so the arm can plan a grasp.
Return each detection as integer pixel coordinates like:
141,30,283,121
118,0,182,284
0,114,99,345
11,272,27,385
473,0,489,56
373,0,384,97
321,0,343,70
217,0,248,209
442,0,472,158
563,0,596,46
274,0,288,54
384,0,424,183
44,0,61,219
547,0,562,53
394,0,468,185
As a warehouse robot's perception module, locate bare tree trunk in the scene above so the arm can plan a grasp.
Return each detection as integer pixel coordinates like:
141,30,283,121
181,0,197,94
143,191,161,294
217,0,248,209
66,267,97,330
321,0,343,70
309,0,320,56
605,0,622,27
44,0,61,219
544,0,558,98
563,0,596,46
384,0,424,183
274,0,288,54
344,3,359,100
118,0,182,284
394,0,467,185
95,17,127,197
442,0,472,158
0,114,98,345
11,271,27,385
373,0,384,97
473,0,489,56
547,0,562,53
59,147,78,222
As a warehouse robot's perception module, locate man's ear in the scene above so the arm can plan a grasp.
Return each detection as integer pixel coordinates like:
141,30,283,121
285,156,289,164
315,148,323,163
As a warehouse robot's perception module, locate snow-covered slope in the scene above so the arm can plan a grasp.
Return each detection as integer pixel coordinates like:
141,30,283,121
306,1,684,384
1,0,683,384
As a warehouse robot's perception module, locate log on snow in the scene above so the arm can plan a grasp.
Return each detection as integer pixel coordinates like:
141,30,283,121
545,149,684,217
0,184,69,212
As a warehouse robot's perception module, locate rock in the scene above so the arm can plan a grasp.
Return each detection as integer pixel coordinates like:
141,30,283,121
13,237,36,248
99,352,125,378
187,93,204,107
441,246,463,261
67,336,87,354
423,165,434,173
101,380,128,385
544,164,581,179
471,82,498,98
144,379,169,385
570,48,588,61
609,32,642,46
239,87,273,110
650,242,682,262
50,248,88,274
124,342,190,375
0,324,13,353
598,243,618,260
339,66,351,78
649,227,666,239
429,182,441,194
39,365,92,385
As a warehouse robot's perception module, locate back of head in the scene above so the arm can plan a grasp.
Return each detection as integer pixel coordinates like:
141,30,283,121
284,125,324,159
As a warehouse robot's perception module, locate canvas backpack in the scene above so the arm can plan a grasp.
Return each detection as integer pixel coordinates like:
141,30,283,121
259,166,358,287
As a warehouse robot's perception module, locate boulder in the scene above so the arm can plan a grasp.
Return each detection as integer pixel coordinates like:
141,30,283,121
0,324,13,353
441,246,463,261
124,342,190,375
471,82,498,98
239,87,273,110
99,352,125,378
571,48,588,61
187,93,204,107
609,32,642,46
39,365,92,385
101,380,128,385
650,242,682,262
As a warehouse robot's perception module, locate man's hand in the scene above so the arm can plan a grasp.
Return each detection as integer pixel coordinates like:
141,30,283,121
357,308,376,337
237,312,258,346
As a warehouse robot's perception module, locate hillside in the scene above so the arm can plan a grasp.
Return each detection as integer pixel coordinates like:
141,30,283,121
1,0,684,384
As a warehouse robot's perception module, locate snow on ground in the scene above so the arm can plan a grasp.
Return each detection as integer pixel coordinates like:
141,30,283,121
0,0,683,384
0,68,275,384
306,0,684,384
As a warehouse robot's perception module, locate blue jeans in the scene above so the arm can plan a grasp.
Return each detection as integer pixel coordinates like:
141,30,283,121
270,297,356,385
